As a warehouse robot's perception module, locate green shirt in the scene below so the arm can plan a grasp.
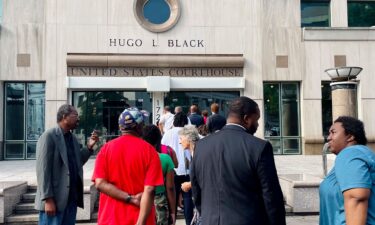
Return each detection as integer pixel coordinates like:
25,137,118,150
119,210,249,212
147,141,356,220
155,153,175,194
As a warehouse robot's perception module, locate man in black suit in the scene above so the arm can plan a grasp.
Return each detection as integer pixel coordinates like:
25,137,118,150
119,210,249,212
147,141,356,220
188,105,204,127
191,96,285,225
207,103,227,133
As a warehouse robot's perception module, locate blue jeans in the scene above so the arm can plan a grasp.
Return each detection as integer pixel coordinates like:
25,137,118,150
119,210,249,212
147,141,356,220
182,189,194,225
38,201,77,225
175,175,194,225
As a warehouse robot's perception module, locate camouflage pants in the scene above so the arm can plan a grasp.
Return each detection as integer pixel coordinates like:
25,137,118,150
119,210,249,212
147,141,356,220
154,193,169,225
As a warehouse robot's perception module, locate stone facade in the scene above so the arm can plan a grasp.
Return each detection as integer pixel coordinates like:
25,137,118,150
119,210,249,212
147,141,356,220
1,0,375,156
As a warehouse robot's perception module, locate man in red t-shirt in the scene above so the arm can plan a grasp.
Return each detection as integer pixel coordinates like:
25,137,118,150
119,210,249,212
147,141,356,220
92,107,163,225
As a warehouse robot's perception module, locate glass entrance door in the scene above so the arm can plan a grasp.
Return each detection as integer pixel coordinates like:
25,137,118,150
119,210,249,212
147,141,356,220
164,91,240,116
102,101,130,141
72,91,152,152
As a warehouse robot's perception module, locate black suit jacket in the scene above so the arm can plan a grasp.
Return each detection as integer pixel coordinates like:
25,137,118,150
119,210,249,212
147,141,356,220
207,114,227,133
189,113,204,127
191,125,286,225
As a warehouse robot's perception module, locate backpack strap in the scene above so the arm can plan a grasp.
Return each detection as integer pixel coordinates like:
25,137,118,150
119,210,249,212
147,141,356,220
166,146,172,156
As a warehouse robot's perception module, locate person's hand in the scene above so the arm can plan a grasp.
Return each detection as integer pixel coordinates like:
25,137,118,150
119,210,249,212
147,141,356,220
131,192,143,207
181,182,191,192
44,198,56,216
87,131,99,150
169,213,176,225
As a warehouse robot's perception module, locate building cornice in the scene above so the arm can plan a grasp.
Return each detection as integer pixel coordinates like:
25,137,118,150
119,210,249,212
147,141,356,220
303,27,375,41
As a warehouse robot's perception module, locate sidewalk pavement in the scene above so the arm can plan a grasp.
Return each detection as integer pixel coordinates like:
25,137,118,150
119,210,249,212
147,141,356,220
77,215,319,225
77,216,320,225
0,155,333,225
0,155,335,185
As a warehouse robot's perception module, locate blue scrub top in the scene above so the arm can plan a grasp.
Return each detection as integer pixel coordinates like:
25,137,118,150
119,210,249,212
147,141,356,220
319,145,375,225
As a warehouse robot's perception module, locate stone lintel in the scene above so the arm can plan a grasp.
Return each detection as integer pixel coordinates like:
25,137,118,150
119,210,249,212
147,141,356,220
66,54,245,68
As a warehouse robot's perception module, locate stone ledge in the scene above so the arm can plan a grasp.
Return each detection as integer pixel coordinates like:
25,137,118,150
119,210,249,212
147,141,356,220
280,174,322,187
0,181,28,223
67,54,245,68
303,27,375,41
279,174,322,213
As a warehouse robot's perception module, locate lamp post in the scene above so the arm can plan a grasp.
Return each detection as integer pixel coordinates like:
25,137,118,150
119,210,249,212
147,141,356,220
321,66,362,177
325,66,363,120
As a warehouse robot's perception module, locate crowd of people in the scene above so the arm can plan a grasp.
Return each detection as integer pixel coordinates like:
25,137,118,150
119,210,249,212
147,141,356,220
34,96,375,225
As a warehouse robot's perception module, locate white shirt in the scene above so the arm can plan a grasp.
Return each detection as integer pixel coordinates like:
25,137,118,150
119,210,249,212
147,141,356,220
159,112,174,133
161,127,191,175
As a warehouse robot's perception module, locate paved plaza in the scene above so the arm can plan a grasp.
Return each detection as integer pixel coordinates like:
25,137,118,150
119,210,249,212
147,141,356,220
0,155,334,224
0,155,335,184
77,215,320,225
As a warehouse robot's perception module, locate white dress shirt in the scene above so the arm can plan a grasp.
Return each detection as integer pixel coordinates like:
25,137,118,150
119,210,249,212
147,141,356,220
161,127,191,175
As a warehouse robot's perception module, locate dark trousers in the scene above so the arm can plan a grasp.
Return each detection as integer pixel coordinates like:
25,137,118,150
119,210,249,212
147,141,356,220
175,174,194,225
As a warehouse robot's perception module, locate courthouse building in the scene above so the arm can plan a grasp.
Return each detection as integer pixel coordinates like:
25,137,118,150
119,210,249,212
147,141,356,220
0,0,374,160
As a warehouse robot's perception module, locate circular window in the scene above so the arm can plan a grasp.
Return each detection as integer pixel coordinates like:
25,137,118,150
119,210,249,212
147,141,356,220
134,0,181,33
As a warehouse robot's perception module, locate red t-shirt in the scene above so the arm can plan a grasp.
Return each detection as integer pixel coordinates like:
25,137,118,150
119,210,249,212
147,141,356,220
92,135,163,225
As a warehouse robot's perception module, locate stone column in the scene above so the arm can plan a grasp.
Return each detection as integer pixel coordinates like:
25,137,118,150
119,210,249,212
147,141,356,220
152,92,164,124
330,0,348,27
331,81,358,120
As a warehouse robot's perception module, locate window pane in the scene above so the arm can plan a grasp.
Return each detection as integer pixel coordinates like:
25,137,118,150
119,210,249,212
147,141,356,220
264,82,301,154
26,142,37,159
301,1,330,27
321,82,332,137
73,91,154,152
5,143,24,159
283,139,300,154
282,84,299,136
264,84,280,137
164,91,240,116
348,2,375,27
143,0,171,24
282,84,298,100
6,83,25,140
27,83,45,141
268,139,282,155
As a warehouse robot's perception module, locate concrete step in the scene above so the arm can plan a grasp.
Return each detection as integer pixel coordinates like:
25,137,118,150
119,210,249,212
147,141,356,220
177,209,184,219
91,204,293,220
15,203,38,214
27,185,37,192
5,213,38,224
5,222,37,225
285,204,293,214
91,208,184,220
22,192,36,203
92,211,98,220
7,203,293,224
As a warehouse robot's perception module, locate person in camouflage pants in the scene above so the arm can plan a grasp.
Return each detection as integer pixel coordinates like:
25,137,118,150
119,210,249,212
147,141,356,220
155,194,169,225
143,125,176,225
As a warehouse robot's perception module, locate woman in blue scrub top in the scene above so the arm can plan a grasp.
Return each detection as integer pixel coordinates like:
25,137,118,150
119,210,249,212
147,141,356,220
319,116,375,225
